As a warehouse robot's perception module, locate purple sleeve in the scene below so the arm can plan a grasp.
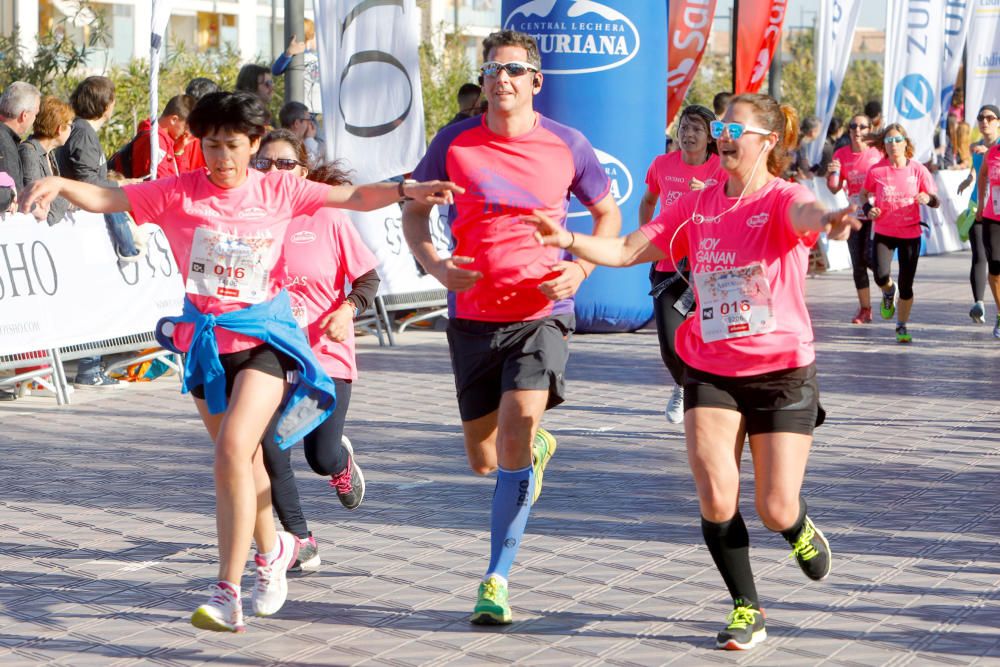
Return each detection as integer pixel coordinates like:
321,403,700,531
539,118,611,207
411,119,473,182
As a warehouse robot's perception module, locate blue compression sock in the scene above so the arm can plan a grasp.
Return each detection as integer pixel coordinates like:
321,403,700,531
485,465,534,581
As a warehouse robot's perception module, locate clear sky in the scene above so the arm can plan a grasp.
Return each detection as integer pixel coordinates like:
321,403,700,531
715,1,886,30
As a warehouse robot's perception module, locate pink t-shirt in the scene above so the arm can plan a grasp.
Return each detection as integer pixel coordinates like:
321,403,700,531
862,159,937,239
124,169,332,353
645,152,725,272
284,209,378,381
831,145,882,216
982,144,1000,219
640,178,818,377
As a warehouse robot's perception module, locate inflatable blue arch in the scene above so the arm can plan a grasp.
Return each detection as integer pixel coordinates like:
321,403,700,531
502,0,667,332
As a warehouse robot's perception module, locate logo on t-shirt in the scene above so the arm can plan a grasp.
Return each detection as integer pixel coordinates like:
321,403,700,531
746,213,769,228
469,168,546,216
290,231,317,244
238,207,268,219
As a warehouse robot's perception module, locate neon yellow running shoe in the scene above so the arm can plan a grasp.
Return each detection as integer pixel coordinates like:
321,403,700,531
716,604,766,650
789,516,832,581
531,427,557,504
470,575,512,625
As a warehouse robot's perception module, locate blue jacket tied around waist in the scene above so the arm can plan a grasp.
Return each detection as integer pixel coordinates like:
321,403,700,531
155,290,336,450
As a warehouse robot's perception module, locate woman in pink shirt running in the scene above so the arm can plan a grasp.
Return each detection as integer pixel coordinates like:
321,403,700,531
826,114,883,323
639,104,724,424
859,124,940,344
531,94,857,651
253,130,381,573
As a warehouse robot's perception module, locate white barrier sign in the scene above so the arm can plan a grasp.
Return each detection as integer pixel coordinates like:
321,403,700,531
0,212,184,355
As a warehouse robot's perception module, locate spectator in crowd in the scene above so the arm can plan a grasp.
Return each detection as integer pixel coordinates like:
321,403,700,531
814,116,844,177
0,81,41,211
271,20,322,112
176,78,220,173
951,120,973,171
236,64,274,107
713,91,733,118
129,94,196,180
442,83,482,129
59,75,137,388
792,115,822,181
865,100,883,133
19,96,73,226
279,101,322,163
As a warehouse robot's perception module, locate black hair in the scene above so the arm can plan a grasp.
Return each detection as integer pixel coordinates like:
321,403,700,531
187,91,269,141
678,104,718,155
457,83,481,103
712,91,733,117
279,101,310,129
235,64,271,95
864,100,882,119
827,116,844,139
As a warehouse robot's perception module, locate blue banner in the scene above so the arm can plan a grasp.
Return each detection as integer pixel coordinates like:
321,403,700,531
502,0,667,332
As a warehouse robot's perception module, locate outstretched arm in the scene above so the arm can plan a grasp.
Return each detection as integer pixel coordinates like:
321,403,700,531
326,180,463,212
529,209,663,268
20,176,130,220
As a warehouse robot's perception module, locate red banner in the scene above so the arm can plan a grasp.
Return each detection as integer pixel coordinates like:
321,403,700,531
668,0,718,123
734,0,788,94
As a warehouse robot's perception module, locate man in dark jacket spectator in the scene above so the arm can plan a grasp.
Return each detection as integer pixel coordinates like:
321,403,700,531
0,81,41,211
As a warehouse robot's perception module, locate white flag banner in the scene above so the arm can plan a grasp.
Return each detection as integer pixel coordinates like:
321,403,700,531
149,0,172,179
882,0,946,162
809,0,861,167
965,0,1000,127
939,0,974,122
314,0,424,183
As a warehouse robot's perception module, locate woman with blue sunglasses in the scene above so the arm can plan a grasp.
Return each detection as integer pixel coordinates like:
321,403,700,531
531,93,857,651
859,124,940,343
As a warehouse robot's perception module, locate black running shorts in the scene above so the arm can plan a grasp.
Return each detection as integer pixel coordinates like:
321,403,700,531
684,363,826,436
190,343,297,400
446,314,575,422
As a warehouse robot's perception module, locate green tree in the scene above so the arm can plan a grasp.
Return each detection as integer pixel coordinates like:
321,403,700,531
419,28,476,143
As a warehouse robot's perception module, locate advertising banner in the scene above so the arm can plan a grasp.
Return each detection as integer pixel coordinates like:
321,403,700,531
882,0,946,163
502,0,666,331
964,0,1000,128
0,212,184,356
809,0,861,167
938,0,973,123
734,0,788,95
668,0,717,124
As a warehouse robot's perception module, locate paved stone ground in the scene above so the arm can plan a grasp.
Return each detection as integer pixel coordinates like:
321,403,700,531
1,252,999,666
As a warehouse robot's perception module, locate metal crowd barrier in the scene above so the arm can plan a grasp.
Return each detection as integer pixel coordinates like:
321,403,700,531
373,289,449,346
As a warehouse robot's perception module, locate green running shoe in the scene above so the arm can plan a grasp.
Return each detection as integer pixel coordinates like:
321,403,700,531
880,285,897,320
470,576,512,625
895,324,912,344
789,516,832,581
716,603,766,650
531,427,558,504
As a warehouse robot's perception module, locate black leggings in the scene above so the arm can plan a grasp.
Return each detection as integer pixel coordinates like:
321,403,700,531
970,222,987,301
873,234,921,301
846,220,874,290
262,377,352,538
650,268,689,386
981,217,1000,276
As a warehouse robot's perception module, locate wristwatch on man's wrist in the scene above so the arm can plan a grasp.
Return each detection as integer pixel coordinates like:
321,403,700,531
398,178,417,201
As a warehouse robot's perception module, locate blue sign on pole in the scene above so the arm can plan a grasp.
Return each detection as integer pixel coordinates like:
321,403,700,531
501,0,668,332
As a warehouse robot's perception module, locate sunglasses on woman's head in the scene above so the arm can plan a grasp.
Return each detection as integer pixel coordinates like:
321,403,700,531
884,136,906,144
480,61,537,78
849,122,869,130
251,157,305,171
709,121,772,140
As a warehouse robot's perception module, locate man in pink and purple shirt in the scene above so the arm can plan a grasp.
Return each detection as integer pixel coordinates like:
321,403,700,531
403,30,620,625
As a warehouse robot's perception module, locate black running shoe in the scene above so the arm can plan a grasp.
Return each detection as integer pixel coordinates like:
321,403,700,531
716,603,766,650
789,516,832,581
330,436,365,510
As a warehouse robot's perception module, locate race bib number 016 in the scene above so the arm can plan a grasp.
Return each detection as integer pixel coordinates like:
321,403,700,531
694,263,776,343
186,227,274,304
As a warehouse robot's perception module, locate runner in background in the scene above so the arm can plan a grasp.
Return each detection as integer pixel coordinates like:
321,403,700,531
402,30,620,626
531,93,856,651
959,105,1000,327
20,91,459,633
860,124,940,344
826,114,882,324
253,129,379,573
639,104,723,424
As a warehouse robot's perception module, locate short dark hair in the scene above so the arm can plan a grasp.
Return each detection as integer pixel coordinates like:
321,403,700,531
70,76,115,120
279,101,310,129
827,116,843,139
162,94,195,120
235,64,271,94
482,30,541,70
712,91,733,117
185,77,219,101
457,83,481,106
864,100,882,119
187,92,269,141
